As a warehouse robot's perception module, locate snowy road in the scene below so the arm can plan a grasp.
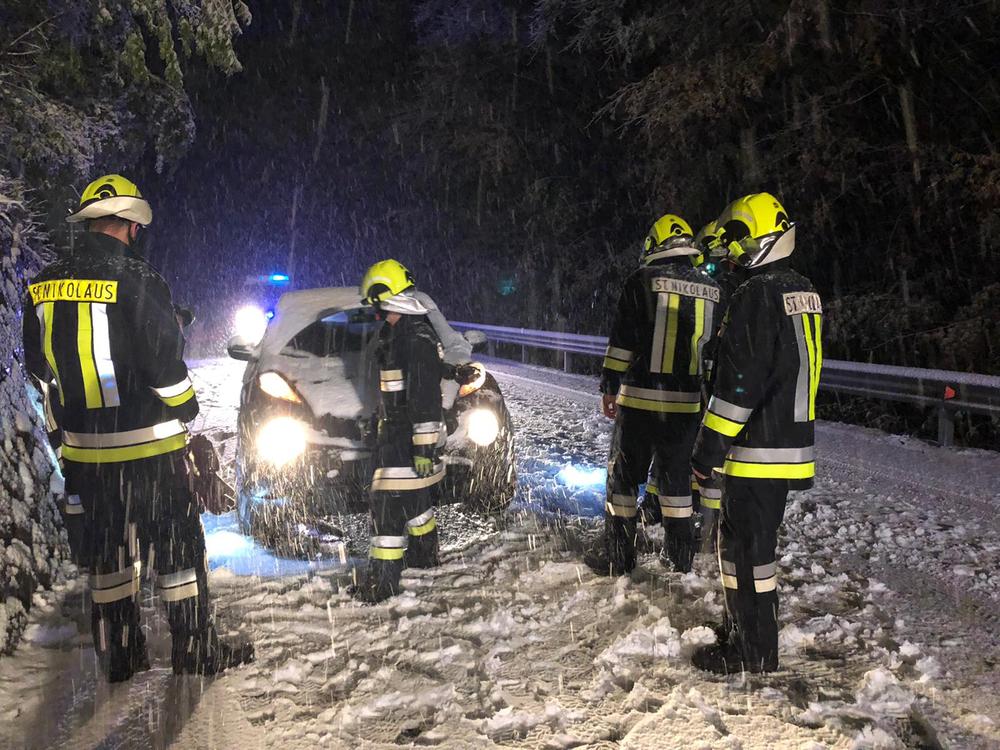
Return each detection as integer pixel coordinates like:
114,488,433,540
1,357,998,749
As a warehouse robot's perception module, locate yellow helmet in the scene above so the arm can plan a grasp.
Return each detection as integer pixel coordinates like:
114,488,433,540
715,192,794,269
360,259,416,306
66,174,152,226
640,213,697,265
691,220,720,268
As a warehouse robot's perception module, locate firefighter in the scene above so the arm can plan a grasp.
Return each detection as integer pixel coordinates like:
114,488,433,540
354,259,445,602
639,220,726,543
690,192,823,674
587,214,722,576
21,175,253,682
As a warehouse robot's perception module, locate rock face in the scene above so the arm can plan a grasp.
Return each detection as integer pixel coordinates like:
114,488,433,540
0,177,67,655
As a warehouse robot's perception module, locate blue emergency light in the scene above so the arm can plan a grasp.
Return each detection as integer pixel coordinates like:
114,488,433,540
268,274,290,284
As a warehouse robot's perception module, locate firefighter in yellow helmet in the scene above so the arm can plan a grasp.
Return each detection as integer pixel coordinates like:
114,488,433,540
354,259,446,602
586,214,722,576
21,175,253,681
690,192,822,673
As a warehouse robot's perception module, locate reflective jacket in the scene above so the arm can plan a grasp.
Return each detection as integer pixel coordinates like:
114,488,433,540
373,313,446,490
21,233,198,464
691,260,822,488
600,258,722,414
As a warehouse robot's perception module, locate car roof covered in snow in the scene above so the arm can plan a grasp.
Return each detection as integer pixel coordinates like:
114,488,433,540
258,287,365,359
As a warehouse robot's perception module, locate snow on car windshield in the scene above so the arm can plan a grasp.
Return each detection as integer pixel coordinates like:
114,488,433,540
277,310,379,419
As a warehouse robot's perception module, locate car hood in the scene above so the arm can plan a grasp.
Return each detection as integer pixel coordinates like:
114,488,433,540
258,287,364,360
252,286,463,419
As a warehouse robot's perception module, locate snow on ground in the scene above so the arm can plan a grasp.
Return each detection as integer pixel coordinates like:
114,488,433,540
0,356,998,749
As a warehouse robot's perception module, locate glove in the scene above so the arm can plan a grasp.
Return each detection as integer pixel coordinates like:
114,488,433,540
453,363,480,386
188,434,236,514
691,462,722,491
413,456,434,478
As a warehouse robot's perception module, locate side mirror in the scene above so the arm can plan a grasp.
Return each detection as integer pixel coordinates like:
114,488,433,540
227,335,255,361
463,329,488,352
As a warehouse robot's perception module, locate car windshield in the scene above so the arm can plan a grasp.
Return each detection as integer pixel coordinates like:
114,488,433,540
282,309,379,358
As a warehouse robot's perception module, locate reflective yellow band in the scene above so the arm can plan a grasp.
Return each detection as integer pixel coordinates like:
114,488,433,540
77,303,102,408
606,493,637,518
703,411,744,437
160,386,195,407
407,516,437,537
151,377,193,399
371,465,446,491
700,496,721,510
722,460,815,479
40,303,64,405
91,562,141,603
62,433,188,464
412,432,439,446
63,501,85,516
721,573,739,590
606,346,633,361
603,357,629,372
63,420,186,448
158,582,199,602
617,396,700,413
754,576,777,593
157,568,198,589
91,580,140,603
662,506,693,518
370,546,407,561
689,297,705,375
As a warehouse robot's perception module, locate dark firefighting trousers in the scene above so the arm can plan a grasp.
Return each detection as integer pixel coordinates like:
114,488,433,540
365,431,442,599
72,452,212,679
604,407,700,570
718,477,788,671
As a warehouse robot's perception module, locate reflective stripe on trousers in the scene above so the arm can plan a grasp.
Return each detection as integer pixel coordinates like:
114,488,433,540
91,561,141,604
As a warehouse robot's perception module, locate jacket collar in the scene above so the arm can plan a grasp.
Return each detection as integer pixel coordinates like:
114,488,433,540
79,231,140,260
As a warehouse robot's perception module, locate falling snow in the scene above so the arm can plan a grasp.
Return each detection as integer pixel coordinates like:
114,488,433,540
0,356,997,748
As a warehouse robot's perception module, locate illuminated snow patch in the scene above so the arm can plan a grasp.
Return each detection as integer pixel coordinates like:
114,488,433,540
556,464,606,488
202,512,347,578
205,529,253,558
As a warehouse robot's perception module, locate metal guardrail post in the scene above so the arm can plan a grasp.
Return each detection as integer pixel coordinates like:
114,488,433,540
563,351,572,373
521,344,528,364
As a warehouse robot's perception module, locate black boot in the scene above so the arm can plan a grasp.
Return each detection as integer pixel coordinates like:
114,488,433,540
350,557,405,603
406,527,440,569
583,515,636,576
659,517,695,573
93,604,150,683
172,627,255,676
691,629,778,675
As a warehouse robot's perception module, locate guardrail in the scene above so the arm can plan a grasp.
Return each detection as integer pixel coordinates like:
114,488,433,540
451,321,1000,446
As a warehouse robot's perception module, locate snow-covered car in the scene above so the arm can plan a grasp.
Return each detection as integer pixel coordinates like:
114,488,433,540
226,287,516,555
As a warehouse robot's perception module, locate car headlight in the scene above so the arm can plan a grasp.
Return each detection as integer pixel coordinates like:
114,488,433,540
467,408,500,447
458,362,487,397
259,372,301,402
234,305,268,345
257,417,308,467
